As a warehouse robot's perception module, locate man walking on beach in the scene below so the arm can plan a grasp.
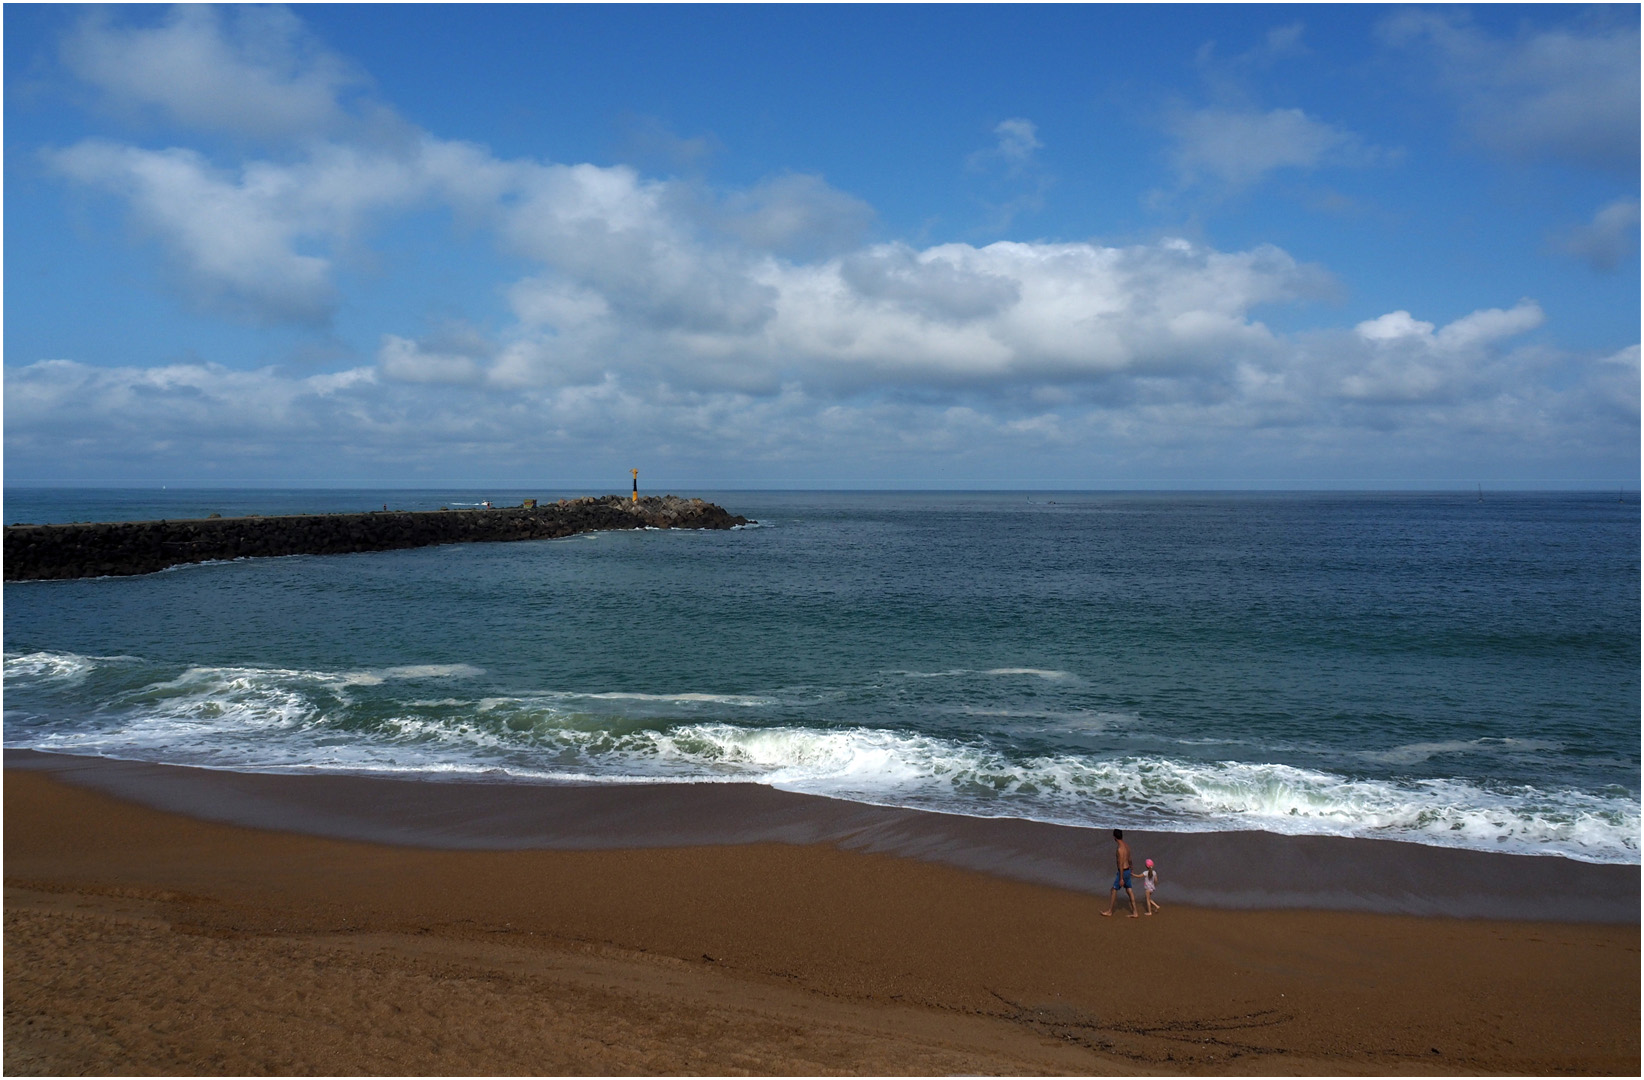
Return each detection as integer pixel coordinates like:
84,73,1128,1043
1100,828,1139,918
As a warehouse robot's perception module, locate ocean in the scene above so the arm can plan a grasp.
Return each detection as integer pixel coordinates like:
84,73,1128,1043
4,488,1639,865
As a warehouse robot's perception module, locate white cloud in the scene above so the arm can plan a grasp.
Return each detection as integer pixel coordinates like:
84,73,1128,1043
1550,200,1640,272
8,304,1632,483
55,114,1331,391
716,173,874,259
1169,106,1376,187
838,243,1022,323
61,5,362,139
1261,23,1307,60
964,118,1052,231
495,161,780,336
986,118,1043,167
377,335,485,385
506,278,611,333
18,6,1636,485
1589,345,1641,425
612,115,720,173
35,100,1413,406
1354,310,1434,344
1434,301,1546,351
46,134,504,324
1381,11,1641,173
48,140,339,323
966,118,1044,177
761,238,1324,387
489,234,1330,395
1337,301,1545,403
2,359,378,463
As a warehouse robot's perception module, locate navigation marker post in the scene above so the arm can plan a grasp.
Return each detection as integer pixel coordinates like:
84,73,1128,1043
632,468,639,503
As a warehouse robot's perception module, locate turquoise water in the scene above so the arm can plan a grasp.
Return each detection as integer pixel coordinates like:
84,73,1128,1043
4,489,1639,862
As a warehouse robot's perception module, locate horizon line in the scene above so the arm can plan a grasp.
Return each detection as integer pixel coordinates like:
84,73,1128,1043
5,479,1638,490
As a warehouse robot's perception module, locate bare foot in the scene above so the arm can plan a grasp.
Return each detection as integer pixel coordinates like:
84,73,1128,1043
1099,910,1112,917
1145,911,1153,916
1128,913,1140,919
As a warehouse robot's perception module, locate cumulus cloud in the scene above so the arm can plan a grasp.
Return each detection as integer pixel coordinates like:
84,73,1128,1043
1337,301,1545,403
1198,21,1310,70
48,140,339,322
1588,345,1642,425
1169,106,1377,187
964,118,1052,231
16,6,1637,485
612,114,721,173
760,238,1327,388
46,134,449,323
1549,199,1640,272
8,301,1633,483
3,358,379,473
1381,11,1640,173
48,123,860,333
839,244,1022,324
1259,23,1307,60
483,233,1331,396
377,335,486,385
969,118,1043,174
717,173,875,259
61,5,363,139
55,111,1336,391
50,13,1339,384
490,161,782,337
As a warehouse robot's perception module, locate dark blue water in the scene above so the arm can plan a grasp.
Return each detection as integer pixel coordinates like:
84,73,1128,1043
5,489,1638,862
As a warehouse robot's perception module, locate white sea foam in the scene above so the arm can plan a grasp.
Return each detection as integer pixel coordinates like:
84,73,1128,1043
892,667,1079,682
341,664,484,685
1358,738,1564,766
624,728,1639,863
376,664,486,681
5,650,98,683
117,666,329,735
6,651,1638,864
984,667,1078,680
561,690,776,707
374,715,516,750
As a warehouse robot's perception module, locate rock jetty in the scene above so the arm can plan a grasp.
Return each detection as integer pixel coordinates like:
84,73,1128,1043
4,495,750,581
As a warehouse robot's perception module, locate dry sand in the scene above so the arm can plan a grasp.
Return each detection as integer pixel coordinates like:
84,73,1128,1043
5,766,1639,1075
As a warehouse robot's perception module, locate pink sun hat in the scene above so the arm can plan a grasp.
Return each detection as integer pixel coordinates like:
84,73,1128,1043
1145,859,1154,867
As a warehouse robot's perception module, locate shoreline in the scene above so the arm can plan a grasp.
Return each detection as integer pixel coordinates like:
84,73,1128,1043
9,748,1637,923
5,757,1638,1074
2,494,748,580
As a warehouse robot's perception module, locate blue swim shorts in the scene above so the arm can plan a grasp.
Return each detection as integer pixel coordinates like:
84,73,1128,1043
1112,868,1132,891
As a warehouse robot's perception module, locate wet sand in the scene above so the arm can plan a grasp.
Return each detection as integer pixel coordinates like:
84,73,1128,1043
5,758,1639,1075
9,749,1636,923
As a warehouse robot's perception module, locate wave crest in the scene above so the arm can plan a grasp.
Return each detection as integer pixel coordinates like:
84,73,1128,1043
5,650,1638,864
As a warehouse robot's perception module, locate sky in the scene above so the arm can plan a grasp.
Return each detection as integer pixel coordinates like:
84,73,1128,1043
4,3,1639,488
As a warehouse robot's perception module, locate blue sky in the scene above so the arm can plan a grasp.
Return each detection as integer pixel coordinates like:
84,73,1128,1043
4,3,1638,487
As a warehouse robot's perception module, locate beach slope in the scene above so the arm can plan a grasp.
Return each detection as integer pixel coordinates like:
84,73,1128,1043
5,765,1637,1075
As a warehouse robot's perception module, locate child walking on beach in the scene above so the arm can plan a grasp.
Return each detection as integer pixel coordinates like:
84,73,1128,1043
1139,859,1160,914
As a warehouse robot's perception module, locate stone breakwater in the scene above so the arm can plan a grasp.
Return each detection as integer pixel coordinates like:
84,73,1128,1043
4,495,750,581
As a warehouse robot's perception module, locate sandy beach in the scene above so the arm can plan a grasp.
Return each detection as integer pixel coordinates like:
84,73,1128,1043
5,756,1639,1075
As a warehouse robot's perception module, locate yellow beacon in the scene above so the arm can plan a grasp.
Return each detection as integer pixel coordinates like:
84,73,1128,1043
631,468,639,503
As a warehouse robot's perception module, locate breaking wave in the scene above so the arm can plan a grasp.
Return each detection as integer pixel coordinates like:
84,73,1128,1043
891,667,1080,682
5,650,1638,864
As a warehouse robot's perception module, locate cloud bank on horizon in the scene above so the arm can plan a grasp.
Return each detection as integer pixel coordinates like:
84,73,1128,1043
5,5,1638,486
